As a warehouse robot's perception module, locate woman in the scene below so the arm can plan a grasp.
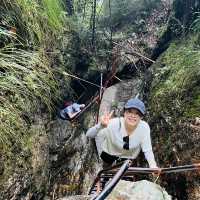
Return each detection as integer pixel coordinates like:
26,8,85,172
60,102,85,120
86,98,158,168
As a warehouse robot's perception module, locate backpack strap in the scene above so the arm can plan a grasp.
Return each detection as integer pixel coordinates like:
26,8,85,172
118,117,121,131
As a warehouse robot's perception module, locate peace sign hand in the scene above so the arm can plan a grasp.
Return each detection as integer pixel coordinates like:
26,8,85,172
100,110,114,127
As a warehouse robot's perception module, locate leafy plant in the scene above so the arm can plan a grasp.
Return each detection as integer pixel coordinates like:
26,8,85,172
1,0,66,46
0,46,59,149
41,0,66,31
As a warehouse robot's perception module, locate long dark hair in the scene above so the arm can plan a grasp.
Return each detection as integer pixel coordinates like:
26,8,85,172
64,101,73,107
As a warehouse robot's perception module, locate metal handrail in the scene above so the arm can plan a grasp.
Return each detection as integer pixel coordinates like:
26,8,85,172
88,161,126,195
103,163,200,175
89,162,200,198
91,159,132,200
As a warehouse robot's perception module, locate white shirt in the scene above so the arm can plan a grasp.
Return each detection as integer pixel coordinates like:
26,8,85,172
60,103,84,118
86,117,157,168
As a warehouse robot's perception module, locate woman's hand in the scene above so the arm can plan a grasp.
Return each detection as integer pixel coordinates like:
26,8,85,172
100,110,114,127
152,167,162,182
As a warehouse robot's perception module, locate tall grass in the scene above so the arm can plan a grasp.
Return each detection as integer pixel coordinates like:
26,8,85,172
42,0,65,31
2,0,66,46
0,0,67,150
0,46,59,148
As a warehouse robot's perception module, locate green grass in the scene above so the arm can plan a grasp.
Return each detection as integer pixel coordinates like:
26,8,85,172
0,46,59,149
150,34,200,120
42,0,65,31
0,0,67,150
2,0,66,46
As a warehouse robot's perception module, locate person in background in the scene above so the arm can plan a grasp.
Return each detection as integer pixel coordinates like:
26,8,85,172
60,102,85,120
86,98,158,169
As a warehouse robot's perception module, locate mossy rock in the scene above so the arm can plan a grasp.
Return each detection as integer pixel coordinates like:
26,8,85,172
147,34,200,166
149,34,200,121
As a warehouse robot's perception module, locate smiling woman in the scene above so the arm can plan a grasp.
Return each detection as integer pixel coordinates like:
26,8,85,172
86,98,158,169
124,98,145,135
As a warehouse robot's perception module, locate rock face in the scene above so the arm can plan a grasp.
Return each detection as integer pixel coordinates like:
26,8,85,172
99,78,144,117
45,115,100,199
57,195,90,200
147,34,200,200
107,180,171,200
0,116,50,200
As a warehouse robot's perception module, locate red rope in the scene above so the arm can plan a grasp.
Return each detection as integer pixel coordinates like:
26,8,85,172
70,95,100,122
70,57,119,122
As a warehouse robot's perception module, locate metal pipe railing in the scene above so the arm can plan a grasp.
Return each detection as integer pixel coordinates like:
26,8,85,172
91,159,132,200
89,162,200,199
88,161,126,195
103,163,200,175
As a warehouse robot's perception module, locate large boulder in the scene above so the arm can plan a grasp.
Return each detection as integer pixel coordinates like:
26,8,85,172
58,180,171,200
99,78,144,117
107,180,171,200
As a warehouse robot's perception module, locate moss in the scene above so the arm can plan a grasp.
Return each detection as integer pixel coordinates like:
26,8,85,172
147,33,200,168
149,34,200,121
184,92,200,117
0,125,48,196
